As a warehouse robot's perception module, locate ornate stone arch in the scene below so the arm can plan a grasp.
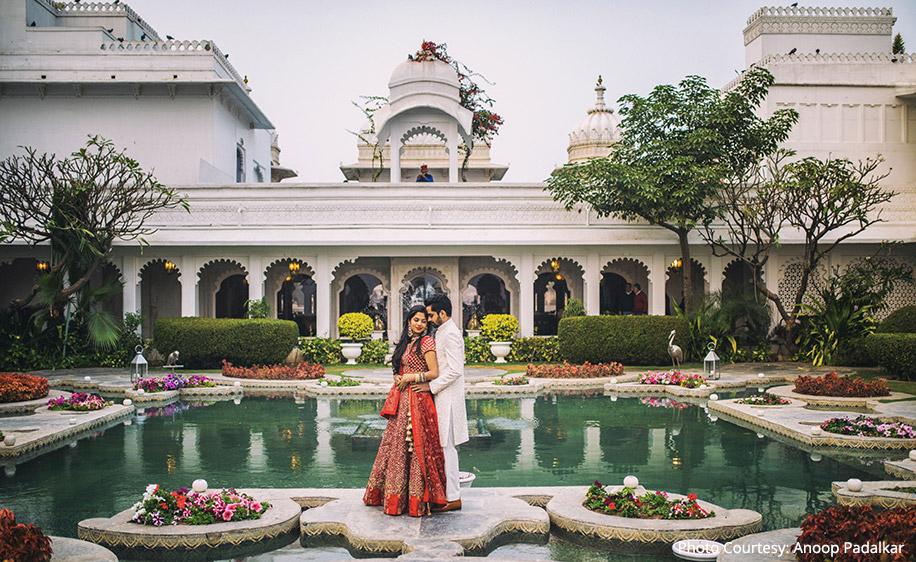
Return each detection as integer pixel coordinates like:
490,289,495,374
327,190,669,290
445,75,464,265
198,258,248,280
139,258,182,280
264,257,314,280
602,257,650,278
536,256,585,276
400,125,448,147
401,266,451,294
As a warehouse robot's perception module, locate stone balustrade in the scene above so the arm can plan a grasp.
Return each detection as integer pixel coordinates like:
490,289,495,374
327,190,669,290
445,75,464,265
747,6,894,26
98,39,246,88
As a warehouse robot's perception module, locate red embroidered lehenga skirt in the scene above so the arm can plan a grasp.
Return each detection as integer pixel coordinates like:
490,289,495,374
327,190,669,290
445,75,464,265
363,341,448,516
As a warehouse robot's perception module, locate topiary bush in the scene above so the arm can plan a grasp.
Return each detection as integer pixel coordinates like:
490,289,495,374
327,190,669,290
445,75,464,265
465,336,495,363
508,337,561,363
299,337,342,365
480,314,519,341
563,298,585,318
154,318,298,369
337,312,374,340
865,333,916,380
558,315,688,365
877,305,916,333
359,339,389,364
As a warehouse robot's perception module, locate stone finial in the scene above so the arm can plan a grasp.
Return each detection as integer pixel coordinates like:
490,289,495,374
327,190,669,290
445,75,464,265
593,75,607,111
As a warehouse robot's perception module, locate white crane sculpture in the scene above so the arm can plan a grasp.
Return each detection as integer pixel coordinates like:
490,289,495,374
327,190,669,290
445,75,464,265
668,330,683,369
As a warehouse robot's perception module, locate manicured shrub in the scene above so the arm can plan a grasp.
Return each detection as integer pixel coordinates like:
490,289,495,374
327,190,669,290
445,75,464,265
465,336,494,363
358,339,389,364
0,373,49,403
299,337,342,365
526,362,624,379
796,505,915,562
508,337,561,363
558,315,688,365
865,333,916,380
793,371,890,397
481,314,519,341
337,313,373,340
877,305,916,333
832,336,873,367
221,360,325,380
154,318,298,368
0,508,52,562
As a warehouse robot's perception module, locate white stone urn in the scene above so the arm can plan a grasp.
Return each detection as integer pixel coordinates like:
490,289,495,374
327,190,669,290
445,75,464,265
371,330,384,341
466,329,481,338
489,341,512,363
3,435,16,447
458,471,476,488
341,342,364,365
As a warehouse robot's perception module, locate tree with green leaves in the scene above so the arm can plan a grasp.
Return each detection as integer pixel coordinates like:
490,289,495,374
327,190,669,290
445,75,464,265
546,67,796,311
892,33,905,55
0,136,188,350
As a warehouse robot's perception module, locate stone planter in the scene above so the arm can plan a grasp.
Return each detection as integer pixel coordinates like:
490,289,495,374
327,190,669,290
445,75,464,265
459,471,476,488
341,342,364,365
371,330,384,341
466,329,481,338
489,341,512,363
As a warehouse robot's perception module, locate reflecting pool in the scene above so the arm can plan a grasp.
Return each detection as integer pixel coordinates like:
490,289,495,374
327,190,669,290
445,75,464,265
0,395,885,547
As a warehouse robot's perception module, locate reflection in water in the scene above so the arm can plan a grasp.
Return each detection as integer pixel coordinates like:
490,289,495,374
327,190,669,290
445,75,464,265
0,396,889,540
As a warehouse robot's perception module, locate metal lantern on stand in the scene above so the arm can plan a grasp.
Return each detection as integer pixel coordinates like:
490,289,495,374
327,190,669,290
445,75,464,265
704,342,721,380
130,344,148,386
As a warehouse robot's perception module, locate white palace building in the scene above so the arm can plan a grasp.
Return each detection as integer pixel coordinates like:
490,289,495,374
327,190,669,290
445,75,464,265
1,1,915,340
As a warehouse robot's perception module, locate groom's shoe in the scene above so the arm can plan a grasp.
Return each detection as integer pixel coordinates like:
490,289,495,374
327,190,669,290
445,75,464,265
433,499,462,513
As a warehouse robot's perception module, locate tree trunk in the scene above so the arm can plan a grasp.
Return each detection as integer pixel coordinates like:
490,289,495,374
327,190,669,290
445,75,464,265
678,229,693,312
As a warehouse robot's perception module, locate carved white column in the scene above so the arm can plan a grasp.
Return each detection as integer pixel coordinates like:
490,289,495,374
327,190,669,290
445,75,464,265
585,253,600,315
389,126,402,183
314,255,332,337
447,126,459,183
519,254,535,336
650,253,666,315
248,255,264,304
708,255,723,295
122,255,139,317
180,256,198,317
389,260,399,341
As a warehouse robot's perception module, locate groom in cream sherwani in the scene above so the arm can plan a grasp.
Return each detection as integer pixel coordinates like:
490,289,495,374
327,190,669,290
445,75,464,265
416,293,468,512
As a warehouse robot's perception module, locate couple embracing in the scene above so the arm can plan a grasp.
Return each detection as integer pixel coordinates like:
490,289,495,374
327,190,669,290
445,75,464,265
362,294,469,516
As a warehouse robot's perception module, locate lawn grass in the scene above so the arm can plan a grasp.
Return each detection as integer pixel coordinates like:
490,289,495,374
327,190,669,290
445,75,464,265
855,369,916,397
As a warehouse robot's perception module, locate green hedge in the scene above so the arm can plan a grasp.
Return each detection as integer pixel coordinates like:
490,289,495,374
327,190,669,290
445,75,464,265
877,305,916,334
864,333,916,380
832,336,873,367
558,315,688,365
358,339,389,364
154,318,298,368
465,337,494,363
299,337,343,365
508,337,562,363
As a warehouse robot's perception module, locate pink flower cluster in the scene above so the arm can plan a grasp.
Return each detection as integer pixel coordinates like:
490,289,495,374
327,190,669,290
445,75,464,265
640,397,689,410
820,416,916,439
130,484,269,526
638,370,706,389
134,373,214,393
47,392,110,411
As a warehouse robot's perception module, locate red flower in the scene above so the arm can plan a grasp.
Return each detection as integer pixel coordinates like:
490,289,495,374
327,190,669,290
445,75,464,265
687,493,698,501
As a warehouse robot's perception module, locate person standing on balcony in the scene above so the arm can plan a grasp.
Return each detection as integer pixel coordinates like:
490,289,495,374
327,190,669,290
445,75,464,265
416,164,434,182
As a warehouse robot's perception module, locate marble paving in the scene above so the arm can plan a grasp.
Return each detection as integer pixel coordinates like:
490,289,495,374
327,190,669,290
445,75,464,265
49,536,118,561
717,528,800,562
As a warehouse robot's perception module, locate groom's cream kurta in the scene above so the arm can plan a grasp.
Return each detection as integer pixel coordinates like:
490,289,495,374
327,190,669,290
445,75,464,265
429,318,469,446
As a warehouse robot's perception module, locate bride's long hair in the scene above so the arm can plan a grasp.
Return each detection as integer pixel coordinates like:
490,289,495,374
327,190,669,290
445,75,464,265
392,304,428,375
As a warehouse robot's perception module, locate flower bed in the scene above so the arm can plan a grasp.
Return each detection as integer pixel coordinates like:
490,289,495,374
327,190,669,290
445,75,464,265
736,393,791,406
0,508,53,562
0,373,49,403
526,361,624,379
134,373,215,392
796,505,915,562
638,370,706,389
318,376,360,387
584,482,714,520
793,371,889,397
820,416,916,439
640,397,689,409
493,374,529,386
221,360,325,380
47,392,111,411
130,484,270,526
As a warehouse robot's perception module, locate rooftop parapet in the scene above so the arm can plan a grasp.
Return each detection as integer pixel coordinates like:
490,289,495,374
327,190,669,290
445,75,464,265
54,1,160,41
98,39,246,88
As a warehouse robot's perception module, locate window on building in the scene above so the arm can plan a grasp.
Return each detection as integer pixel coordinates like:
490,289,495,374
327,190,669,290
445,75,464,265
253,160,264,183
236,142,246,183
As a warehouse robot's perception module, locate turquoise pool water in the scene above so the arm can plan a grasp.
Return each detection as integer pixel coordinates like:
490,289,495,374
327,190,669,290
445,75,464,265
0,395,885,557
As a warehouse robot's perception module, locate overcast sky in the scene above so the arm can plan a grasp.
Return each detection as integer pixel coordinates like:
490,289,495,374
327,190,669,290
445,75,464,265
129,0,916,183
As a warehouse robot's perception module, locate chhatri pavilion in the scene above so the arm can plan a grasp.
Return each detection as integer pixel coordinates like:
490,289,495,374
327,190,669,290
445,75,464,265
0,1,914,341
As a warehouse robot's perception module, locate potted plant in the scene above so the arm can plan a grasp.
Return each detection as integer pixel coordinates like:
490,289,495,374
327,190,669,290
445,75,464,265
481,314,519,363
465,312,482,338
338,312,373,365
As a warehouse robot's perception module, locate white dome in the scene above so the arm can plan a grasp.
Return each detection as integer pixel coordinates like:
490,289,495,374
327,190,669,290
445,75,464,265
568,76,619,146
388,59,460,102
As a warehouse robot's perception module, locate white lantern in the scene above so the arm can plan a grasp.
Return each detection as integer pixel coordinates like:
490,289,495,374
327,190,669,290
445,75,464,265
703,343,720,380
122,399,133,406
130,345,148,385
846,478,863,492
709,393,719,401
623,475,639,489
192,479,208,493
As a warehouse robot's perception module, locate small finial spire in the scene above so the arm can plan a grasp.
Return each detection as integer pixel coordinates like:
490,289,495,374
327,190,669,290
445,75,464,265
594,75,607,110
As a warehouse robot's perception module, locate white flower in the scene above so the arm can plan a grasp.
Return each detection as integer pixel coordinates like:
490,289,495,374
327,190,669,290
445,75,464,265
145,484,158,495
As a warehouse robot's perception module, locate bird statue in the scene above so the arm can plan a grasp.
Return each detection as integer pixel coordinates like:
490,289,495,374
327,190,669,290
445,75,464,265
667,330,683,369
788,47,797,55
165,350,180,367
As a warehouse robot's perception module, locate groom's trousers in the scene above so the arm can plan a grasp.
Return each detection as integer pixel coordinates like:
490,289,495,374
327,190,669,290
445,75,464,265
443,430,460,501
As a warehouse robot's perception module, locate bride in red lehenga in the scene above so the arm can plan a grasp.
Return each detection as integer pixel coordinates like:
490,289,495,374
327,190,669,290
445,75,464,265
363,304,448,516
